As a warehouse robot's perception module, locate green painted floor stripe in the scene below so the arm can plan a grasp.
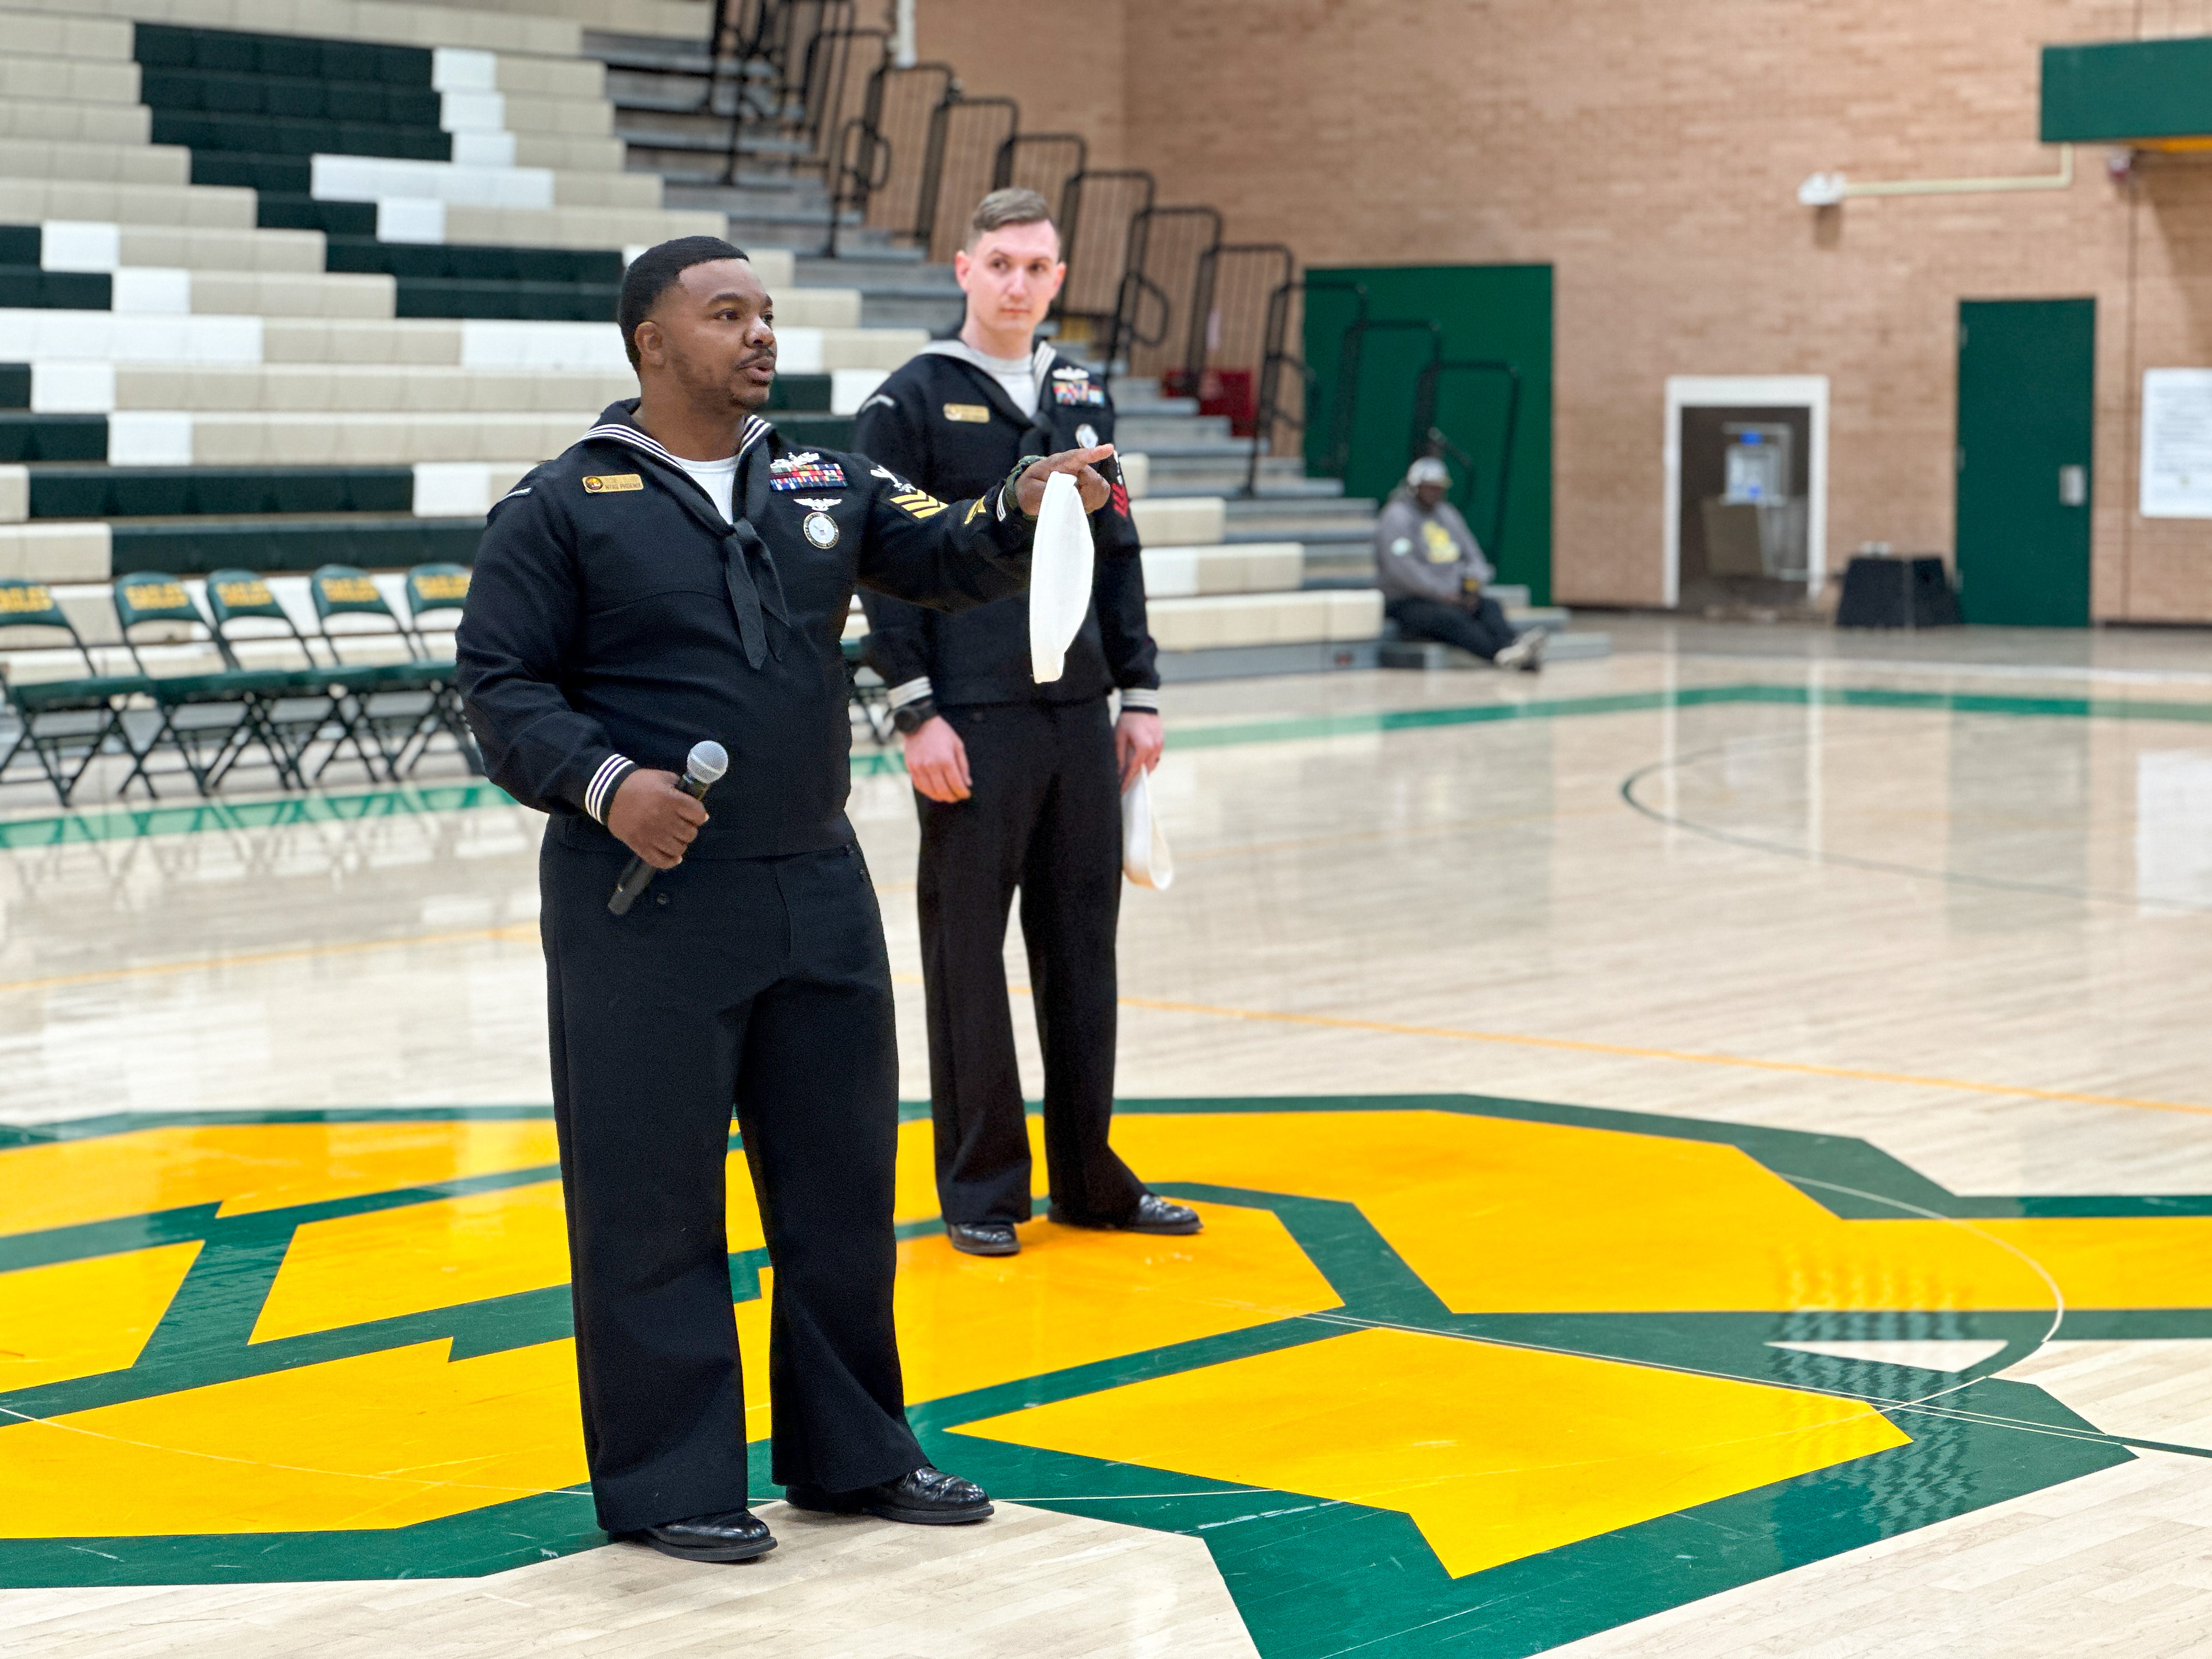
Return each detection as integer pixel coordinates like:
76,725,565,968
10,680,2212,849
0,782,517,850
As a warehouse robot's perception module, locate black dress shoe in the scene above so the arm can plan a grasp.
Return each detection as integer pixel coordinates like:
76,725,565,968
623,1506,776,1562
784,1465,994,1525
947,1221,1019,1256
1049,1193,1203,1235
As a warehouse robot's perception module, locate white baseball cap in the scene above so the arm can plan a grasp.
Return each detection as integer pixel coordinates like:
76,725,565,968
1407,457,1452,488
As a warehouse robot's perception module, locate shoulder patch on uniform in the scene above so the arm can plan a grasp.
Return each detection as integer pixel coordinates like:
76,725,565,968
859,393,896,413
581,473,642,493
889,486,950,521
943,402,991,423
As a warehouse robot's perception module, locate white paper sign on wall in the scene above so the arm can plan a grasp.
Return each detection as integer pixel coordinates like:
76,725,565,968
2141,369,2212,518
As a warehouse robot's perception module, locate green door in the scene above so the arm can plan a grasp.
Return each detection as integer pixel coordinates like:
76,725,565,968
1955,298,2095,627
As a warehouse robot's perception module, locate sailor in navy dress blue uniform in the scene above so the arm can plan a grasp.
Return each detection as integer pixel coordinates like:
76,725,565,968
456,236,1117,1565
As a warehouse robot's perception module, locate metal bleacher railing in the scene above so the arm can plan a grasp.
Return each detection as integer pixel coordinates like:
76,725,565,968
698,1,1338,496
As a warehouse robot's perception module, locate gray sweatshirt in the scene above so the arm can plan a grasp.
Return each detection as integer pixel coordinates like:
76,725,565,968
1373,492,1494,603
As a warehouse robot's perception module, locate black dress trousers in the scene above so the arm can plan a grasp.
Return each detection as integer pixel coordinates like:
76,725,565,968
916,697,1145,1227
539,835,924,1535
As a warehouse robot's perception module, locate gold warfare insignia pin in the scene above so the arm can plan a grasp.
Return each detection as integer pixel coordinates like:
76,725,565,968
943,403,991,424
581,473,643,493
803,510,840,549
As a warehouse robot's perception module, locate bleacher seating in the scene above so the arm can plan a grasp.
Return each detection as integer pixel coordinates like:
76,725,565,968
0,0,1539,804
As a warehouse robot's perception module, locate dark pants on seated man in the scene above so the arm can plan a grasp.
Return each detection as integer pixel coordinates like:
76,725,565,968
1387,593,1517,662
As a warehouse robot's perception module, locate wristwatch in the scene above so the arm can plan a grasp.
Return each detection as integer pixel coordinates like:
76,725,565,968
890,698,939,735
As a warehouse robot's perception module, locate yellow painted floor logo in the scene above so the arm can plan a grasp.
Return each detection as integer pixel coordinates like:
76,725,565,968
1,1096,2203,1654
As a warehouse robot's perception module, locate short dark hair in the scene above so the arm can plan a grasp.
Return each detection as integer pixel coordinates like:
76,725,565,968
967,187,1054,250
618,235,749,369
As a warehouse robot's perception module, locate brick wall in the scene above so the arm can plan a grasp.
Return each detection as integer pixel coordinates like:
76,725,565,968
934,0,2212,619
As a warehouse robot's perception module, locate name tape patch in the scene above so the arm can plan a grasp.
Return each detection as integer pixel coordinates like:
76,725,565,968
582,473,642,493
943,403,991,423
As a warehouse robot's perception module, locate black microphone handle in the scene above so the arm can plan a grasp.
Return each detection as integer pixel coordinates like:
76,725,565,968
606,767,718,915
607,854,656,915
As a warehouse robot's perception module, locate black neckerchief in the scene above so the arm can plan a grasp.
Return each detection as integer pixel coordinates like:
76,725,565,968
582,400,792,669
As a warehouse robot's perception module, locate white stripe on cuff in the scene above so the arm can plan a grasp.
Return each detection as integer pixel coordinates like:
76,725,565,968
584,753,634,823
1119,688,1159,712
887,676,934,710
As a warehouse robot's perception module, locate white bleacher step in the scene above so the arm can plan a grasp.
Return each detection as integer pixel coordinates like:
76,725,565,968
1141,544,1302,600
31,362,639,415
1128,495,1223,548
1146,589,1383,654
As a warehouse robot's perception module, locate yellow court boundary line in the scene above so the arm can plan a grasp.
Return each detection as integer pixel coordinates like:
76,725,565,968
5,923,2207,1124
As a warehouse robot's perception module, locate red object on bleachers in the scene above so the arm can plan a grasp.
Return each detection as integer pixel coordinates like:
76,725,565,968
1163,369,1258,438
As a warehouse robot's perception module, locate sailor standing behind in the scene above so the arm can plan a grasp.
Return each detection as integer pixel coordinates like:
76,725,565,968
856,188,1201,1257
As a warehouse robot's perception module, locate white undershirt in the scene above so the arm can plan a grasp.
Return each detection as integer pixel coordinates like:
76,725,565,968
968,347,1040,418
673,453,738,523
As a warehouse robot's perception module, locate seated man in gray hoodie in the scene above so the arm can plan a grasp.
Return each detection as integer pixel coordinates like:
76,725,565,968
1374,457,1541,672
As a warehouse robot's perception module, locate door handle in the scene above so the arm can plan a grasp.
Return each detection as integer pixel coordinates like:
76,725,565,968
2059,464,2087,506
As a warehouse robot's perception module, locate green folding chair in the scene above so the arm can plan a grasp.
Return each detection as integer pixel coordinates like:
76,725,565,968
0,577,144,805
110,573,290,797
204,569,368,788
399,562,483,776
308,564,444,781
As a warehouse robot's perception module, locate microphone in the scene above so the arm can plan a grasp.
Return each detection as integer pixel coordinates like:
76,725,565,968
607,740,729,915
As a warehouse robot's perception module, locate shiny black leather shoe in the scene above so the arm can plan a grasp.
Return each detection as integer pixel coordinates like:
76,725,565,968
1049,1193,1204,1235
947,1221,1020,1256
623,1506,777,1562
784,1465,995,1526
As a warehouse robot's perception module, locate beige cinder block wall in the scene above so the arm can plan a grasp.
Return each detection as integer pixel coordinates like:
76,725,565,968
951,0,2212,618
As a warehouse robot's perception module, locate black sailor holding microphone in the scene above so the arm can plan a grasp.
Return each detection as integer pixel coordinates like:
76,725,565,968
455,236,1116,1564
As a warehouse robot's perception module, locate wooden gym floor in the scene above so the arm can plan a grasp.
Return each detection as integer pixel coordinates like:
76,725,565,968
8,616,2212,1656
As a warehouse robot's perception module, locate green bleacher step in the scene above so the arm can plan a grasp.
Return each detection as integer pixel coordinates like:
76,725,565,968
0,227,38,266
133,24,436,91
188,153,313,196
392,281,624,322
30,466,414,519
0,270,111,311
0,365,27,411
326,241,624,285
255,196,378,237
0,415,106,464
153,111,449,162
764,376,832,413
138,66,444,127
110,516,483,576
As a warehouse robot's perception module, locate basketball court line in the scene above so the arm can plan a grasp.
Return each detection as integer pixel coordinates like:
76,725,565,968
2,932,2206,1121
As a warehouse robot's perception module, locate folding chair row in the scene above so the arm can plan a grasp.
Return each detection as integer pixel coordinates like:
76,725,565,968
0,563,480,805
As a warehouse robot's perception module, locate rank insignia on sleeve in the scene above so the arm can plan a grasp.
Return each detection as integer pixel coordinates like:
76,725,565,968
582,473,643,493
769,452,848,490
1052,382,1107,406
943,403,991,423
803,510,840,549
964,498,988,524
888,487,950,521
